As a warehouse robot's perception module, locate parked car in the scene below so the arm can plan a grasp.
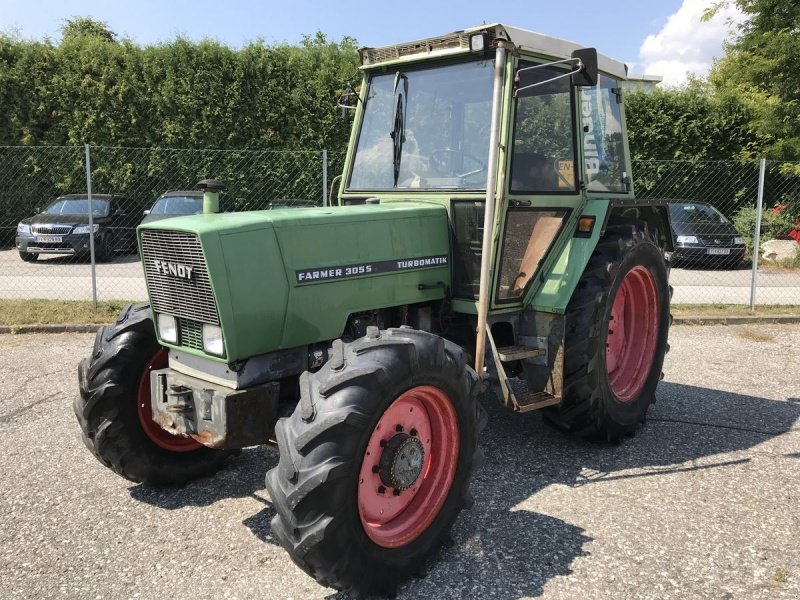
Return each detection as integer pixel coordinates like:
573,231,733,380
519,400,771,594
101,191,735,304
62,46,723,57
668,201,746,269
15,194,137,262
141,190,204,225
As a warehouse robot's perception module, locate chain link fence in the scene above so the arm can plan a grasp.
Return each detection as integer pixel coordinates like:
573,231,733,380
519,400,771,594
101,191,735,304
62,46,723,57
1,145,344,301
1,147,798,307
634,159,800,306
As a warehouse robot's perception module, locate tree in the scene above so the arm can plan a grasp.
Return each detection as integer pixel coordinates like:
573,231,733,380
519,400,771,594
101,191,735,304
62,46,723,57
625,82,760,161
707,0,800,164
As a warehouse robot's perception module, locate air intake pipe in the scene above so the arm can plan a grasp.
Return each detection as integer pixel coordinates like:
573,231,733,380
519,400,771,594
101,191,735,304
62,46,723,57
197,179,225,214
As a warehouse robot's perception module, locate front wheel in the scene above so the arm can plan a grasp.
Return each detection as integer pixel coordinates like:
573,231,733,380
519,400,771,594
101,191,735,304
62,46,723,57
543,220,671,441
18,250,38,262
266,327,484,596
75,303,236,485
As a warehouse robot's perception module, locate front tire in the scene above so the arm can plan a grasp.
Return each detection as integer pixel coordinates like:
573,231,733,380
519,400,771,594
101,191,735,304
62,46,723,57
265,327,484,596
18,250,38,262
544,220,670,441
75,302,236,485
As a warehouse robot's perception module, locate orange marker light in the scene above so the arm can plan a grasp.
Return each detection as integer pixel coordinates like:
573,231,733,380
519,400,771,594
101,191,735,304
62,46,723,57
577,216,596,234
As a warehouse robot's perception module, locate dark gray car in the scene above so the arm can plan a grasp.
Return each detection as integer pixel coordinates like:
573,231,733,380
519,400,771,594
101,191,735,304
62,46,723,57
668,201,746,269
15,194,136,262
140,191,205,225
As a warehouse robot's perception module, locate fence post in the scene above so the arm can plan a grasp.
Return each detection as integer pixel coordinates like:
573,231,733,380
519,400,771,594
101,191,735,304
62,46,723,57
84,144,98,310
322,149,328,207
749,158,766,311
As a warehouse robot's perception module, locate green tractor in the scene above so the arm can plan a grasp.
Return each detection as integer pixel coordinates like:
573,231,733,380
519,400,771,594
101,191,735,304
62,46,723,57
76,23,672,596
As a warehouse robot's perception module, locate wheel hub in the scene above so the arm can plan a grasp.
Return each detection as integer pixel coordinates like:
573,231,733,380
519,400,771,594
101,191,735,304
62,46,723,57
378,433,425,491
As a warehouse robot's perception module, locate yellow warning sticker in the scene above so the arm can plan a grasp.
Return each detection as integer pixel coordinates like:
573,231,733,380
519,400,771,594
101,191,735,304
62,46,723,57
557,160,574,189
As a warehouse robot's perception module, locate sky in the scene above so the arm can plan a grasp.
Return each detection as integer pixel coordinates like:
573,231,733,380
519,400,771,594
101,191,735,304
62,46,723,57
0,0,745,86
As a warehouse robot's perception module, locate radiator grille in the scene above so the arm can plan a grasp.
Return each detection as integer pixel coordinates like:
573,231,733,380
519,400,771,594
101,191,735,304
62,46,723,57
32,224,73,235
178,318,204,351
140,230,219,325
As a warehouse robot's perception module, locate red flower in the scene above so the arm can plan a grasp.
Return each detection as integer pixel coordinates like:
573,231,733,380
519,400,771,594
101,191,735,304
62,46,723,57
772,203,788,213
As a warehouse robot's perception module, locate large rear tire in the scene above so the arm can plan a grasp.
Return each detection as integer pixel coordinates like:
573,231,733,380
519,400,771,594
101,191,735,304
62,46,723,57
544,220,670,441
266,327,485,597
75,303,236,485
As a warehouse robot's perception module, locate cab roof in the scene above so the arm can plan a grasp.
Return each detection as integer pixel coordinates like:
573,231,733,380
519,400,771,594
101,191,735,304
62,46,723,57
359,23,628,80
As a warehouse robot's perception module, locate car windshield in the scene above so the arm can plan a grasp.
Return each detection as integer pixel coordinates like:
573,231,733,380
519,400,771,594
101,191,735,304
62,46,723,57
348,59,494,191
150,196,203,215
43,198,110,217
669,203,730,225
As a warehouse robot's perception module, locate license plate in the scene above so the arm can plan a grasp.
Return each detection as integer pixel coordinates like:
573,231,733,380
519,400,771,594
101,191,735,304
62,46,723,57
35,235,62,243
707,248,730,255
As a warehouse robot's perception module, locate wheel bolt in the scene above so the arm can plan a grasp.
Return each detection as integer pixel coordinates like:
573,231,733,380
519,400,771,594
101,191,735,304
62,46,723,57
393,489,401,496
372,465,379,473
395,424,404,432
409,428,418,437
377,485,386,494
379,439,387,448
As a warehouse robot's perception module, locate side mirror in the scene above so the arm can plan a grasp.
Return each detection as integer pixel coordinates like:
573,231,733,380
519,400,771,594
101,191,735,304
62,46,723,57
571,48,598,86
337,82,360,118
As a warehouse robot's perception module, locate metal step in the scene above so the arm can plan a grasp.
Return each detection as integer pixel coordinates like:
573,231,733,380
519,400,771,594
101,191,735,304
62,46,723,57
485,329,561,413
496,345,545,362
507,378,560,413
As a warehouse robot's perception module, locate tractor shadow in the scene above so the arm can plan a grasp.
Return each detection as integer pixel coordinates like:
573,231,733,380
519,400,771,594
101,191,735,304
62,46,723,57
129,381,799,600
128,444,279,509
395,381,800,599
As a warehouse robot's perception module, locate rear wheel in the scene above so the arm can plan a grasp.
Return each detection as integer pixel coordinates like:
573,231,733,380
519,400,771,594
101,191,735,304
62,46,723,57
75,302,236,485
266,327,484,597
544,221,670,441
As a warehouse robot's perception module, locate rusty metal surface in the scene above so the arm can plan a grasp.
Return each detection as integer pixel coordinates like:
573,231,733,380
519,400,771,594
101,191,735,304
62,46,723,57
150,367,279,449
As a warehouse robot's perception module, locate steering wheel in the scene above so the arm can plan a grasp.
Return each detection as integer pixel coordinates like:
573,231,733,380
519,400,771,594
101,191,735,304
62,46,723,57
429,149,487,183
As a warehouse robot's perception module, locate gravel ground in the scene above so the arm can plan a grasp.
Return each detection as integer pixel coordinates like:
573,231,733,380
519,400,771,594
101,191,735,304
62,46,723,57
0,325,798,599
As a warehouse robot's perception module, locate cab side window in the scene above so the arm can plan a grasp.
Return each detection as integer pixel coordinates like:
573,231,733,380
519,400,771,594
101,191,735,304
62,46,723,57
581,74,628,193
509,61,577,194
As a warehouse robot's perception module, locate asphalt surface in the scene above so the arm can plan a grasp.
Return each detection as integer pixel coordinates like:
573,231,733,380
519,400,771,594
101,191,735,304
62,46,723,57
2,248,799,305
0,325,799,599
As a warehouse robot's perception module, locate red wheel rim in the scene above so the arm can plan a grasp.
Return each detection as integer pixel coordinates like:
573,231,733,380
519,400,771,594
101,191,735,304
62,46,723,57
357,386,459,548
606,265,660,403
136,349,202,452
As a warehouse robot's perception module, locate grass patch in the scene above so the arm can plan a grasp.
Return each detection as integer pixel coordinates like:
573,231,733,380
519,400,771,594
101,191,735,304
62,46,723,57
735,327,775,343
1,299,799,327
768,567,788,590
0,299,131,326
671,304,800,317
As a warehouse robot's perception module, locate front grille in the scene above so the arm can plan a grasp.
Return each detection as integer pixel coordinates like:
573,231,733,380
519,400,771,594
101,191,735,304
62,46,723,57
140,230,220,325
31,224,72,235
698,235,735,247
178,318,204,351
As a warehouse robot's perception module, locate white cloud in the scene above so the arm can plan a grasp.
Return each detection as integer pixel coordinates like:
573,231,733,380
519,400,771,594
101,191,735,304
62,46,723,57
637,0,746,87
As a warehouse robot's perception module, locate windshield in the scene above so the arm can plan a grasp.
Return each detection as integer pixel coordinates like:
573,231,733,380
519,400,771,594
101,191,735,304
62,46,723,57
43,198,109,217
669,203,730,225
151,196,203,215
349,60,494,191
